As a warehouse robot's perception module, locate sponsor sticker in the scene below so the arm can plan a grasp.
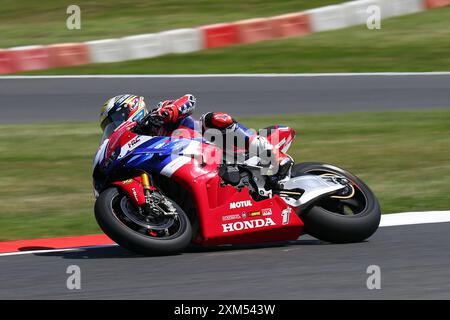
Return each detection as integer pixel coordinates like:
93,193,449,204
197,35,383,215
229,200,252,209
249,211,261,217
131,187,139,203
222,214,241,222
262,208,272,216
127,136,140,148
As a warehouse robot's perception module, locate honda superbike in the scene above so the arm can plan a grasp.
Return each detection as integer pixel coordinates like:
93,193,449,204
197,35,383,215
93,122,381,255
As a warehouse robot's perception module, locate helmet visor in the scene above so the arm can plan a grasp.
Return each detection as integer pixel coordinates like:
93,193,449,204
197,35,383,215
99,107,130,141
110,107,131,127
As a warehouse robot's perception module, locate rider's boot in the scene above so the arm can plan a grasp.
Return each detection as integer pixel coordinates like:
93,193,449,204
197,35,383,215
246,135,293,180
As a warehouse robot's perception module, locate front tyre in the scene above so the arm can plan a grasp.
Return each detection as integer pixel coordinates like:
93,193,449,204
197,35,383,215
95,187,192,255
293,162,381,243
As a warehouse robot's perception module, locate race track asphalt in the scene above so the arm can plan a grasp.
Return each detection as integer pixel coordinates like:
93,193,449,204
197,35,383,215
1,222,450,300
1,73,450,124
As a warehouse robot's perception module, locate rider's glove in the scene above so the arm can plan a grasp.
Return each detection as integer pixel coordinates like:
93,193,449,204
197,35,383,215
133,105,178,133
134,94,196,134
156,104,179,124
147,108,166,126
132,109,163,134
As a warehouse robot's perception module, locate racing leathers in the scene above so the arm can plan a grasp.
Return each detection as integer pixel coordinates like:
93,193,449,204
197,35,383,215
133,94,293,178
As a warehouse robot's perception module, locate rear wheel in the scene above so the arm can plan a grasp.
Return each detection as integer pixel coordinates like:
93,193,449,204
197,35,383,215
95,187,192,255
292,162,381,243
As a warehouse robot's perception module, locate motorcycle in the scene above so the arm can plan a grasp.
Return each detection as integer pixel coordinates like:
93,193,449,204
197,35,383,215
93,120,381,255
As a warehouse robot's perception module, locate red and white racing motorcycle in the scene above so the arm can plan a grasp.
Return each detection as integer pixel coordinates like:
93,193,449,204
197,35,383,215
93,122,381,255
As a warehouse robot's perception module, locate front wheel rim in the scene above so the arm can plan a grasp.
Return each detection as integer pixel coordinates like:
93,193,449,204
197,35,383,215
110,193,186,239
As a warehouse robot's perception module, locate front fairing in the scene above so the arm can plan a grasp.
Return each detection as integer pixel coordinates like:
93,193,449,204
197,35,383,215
92,128,209,194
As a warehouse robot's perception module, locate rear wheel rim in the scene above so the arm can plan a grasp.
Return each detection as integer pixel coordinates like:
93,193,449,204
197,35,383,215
303,169,368,216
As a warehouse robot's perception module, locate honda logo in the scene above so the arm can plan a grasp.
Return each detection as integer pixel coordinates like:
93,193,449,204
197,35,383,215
222,218,276,233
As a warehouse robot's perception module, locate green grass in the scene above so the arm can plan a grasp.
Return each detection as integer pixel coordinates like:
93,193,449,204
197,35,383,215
1,109,449,240
21,7,450,74
0,0,346,49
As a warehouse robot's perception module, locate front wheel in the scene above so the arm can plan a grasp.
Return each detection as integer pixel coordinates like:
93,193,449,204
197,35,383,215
292,162,381,243
95,187,192,255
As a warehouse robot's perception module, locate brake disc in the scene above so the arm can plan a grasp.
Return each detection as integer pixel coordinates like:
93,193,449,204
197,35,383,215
119,197,175,230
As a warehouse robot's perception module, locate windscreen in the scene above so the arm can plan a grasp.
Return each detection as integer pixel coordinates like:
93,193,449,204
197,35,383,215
100,122,118,143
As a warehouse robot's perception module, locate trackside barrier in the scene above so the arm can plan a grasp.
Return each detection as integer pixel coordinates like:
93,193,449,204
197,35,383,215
200,23,239,49
425,0,450,8
48,43,90,67
0,50,17,74
236,18,274,44
380,0,425,19
343,0,381,26
122,33,168,60
160,28,203,54
86,39,127,63
0,0,448,74
268,12,311,38
9,46,51,72
307,5,349,32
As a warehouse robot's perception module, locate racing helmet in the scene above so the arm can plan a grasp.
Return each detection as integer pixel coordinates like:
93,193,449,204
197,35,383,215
99,94,147,132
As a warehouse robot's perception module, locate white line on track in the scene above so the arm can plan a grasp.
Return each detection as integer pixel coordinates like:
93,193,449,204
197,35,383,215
0,244,118,257
1,210,449,257
2,72,450,79
379,210,450,227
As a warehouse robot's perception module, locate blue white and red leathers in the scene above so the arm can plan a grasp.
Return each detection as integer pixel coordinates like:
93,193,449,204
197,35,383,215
134,94,293,175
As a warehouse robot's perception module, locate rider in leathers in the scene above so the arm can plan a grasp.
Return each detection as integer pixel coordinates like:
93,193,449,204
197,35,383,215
100,93,293,178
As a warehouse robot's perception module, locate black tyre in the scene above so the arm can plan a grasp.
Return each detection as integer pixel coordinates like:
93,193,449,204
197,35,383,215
292,162,381,243
95,187,192,255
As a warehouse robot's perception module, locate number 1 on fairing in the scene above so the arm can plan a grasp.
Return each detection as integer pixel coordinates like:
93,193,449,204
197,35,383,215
281,209,290,225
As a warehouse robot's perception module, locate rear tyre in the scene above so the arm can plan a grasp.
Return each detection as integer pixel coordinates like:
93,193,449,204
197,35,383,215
95,187,192,255
292,162,381,243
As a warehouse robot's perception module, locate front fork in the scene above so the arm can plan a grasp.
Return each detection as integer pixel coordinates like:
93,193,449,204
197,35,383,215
111,173,176,218
140,173,161,217
141,173,177,218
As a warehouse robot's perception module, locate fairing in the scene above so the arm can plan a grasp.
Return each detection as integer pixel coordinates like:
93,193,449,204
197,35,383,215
93,122,304,246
